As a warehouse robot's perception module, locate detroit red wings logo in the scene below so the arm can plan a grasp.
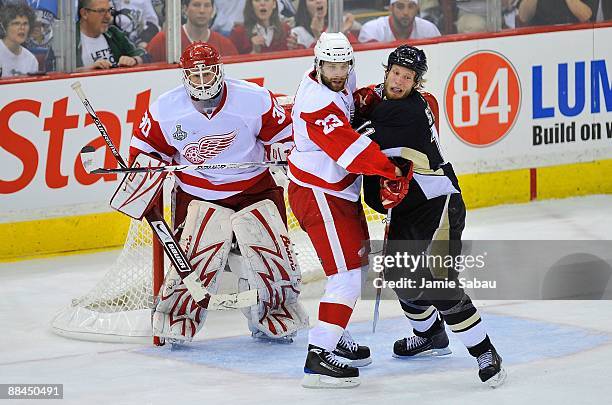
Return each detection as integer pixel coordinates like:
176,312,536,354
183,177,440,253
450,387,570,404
183,130,237,164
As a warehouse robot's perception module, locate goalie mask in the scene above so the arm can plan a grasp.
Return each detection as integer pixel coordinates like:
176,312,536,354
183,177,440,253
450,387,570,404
314,32,354,91
180,42,224,100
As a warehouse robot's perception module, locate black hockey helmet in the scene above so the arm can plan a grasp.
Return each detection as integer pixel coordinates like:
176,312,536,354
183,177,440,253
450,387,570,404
386,45,428,81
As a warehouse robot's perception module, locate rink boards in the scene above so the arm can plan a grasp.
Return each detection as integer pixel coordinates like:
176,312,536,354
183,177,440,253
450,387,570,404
1,24,611,260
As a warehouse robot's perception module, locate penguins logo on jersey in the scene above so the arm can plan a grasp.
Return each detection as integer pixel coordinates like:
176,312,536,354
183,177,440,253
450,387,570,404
172,125,188,141
183,130,238,164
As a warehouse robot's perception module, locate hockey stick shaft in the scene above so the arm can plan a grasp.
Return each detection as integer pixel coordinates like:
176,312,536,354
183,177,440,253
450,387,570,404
70,82,256,311
71,81,127,168
372,207,392,333
88,160,288,174
354,120,372,134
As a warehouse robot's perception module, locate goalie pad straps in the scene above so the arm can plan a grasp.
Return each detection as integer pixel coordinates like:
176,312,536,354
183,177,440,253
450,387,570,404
231,199,309,338
153,201,234,342
110,153,167,220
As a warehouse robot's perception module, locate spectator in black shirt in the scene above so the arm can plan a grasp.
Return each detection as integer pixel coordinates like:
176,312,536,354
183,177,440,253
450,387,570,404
518,0,598,26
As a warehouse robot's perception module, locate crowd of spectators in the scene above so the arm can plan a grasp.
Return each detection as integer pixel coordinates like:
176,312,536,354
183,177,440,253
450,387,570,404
1,0,611,78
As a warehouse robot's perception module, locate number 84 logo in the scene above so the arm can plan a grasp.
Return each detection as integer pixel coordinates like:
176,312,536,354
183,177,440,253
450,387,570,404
444,51,521,147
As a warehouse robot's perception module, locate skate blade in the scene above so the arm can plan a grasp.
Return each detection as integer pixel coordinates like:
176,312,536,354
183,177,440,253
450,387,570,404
348,357,372,367
392,347,452,358
485,367,507,388
335,355,372,368
301,373,360,389
251,335,294,344
251,331,295,344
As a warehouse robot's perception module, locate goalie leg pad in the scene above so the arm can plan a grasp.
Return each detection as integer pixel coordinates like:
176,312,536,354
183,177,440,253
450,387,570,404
153,200,235,341
230,199,309,339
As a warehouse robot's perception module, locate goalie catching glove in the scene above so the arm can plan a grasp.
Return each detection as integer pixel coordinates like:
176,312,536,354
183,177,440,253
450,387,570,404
380,159,414,209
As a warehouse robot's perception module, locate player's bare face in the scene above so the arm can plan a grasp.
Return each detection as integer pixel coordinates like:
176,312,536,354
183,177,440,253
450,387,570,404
306,0,327,19
391,0,419,29
185,0,214,28
253,0,276,23
320,61,350,92
384,64,416,100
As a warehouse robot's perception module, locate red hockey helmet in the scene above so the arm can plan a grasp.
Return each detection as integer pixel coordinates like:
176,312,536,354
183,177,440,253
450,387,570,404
179,42,224,100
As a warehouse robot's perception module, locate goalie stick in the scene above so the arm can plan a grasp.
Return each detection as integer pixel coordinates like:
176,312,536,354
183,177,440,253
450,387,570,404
79,146,287,174
71,81,257,311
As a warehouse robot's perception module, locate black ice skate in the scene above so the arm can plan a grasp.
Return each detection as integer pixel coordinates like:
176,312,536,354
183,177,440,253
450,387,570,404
393,327,451,358
302,344,360,389
477,346,507,388
333,330,372,367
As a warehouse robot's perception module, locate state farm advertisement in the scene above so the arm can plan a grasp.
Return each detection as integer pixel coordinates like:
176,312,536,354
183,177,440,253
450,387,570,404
1,26,611,218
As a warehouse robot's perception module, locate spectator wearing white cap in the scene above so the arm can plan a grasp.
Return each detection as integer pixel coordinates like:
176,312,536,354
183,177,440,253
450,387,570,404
358,0,441,43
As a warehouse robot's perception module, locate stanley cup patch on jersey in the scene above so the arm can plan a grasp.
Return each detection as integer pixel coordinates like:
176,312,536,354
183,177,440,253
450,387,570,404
183,130,238,164
172,124,188,140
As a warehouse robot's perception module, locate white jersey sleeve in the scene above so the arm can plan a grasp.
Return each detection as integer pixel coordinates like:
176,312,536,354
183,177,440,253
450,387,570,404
129,100,176,164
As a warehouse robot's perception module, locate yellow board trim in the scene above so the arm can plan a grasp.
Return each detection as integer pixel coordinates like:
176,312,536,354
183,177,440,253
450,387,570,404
0,212,131,263
537,159,612,199
459,168,531,209
2,159,611,262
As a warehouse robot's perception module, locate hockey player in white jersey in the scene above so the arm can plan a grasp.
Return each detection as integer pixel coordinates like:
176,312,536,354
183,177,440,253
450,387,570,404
128,42,308,344
286,32,412,388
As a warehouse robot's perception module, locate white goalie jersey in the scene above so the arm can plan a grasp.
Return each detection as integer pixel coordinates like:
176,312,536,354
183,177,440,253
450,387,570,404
129,78,293,201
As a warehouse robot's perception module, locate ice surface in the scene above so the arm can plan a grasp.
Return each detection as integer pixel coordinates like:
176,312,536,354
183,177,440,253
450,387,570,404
1,195,612,404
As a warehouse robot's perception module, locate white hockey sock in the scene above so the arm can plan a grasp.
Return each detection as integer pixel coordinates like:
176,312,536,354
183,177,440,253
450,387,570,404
309,269,362,351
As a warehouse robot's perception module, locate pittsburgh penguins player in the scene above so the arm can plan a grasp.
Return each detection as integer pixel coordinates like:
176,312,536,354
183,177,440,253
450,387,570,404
354,45,506,387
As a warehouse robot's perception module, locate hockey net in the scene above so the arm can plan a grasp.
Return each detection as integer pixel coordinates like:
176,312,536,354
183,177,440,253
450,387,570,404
50,96,389,343
50,180,386,343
